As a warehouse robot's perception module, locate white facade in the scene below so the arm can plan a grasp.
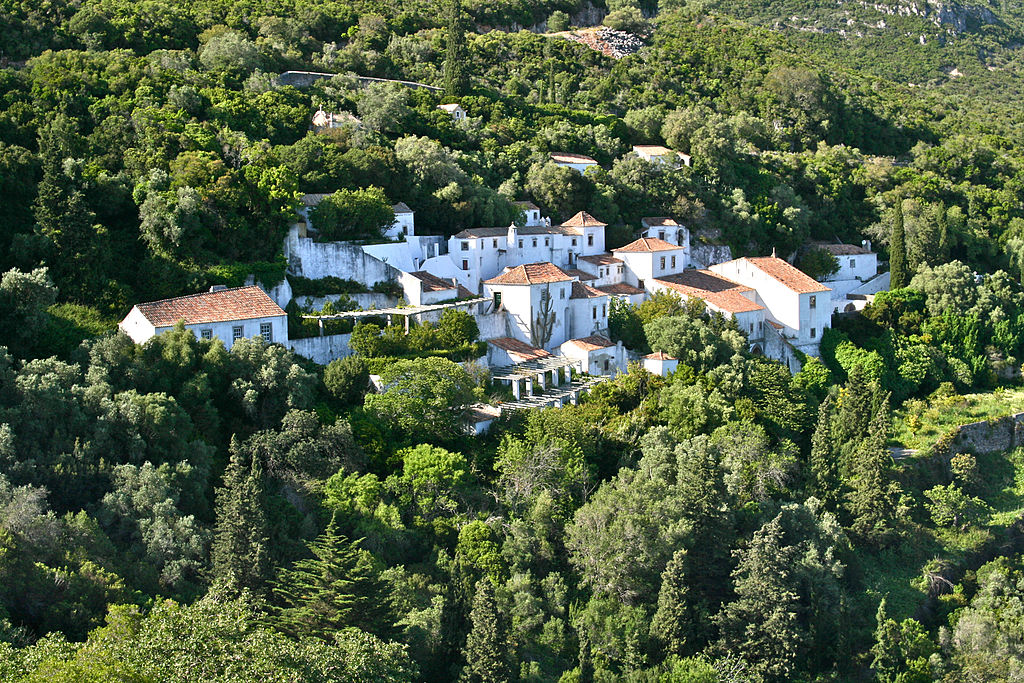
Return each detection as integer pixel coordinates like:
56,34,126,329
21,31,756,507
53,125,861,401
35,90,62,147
640,218,689,250
559,337,626,377
386,203,416,241
550,153,599,174
643,352,679,377
439,103,467,121
612,243,689,291
632,145,690,167
120,305,287,351
709,257,831,356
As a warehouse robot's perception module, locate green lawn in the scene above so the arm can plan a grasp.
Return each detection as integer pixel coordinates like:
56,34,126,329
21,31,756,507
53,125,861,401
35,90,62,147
893,388,1024,451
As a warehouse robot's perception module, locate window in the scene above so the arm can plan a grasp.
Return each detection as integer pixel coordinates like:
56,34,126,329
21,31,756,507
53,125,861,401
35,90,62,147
604,359,610,371
749,323,754,332
599,268,604,277
572,238,577,246
461,241,469,251
638,279,645,290
559,287,565,299
758,321,763,332
850,258,856,268
493,292,501,307
809,295,817,309
660,257,666,270
492,239,498,248
260,322,272,342
601,304,606,317
658,231,665,241
200,329,212,340
592,306,597,320
544,238,550,247
618,265,624,273
462,259,469,270
532,238,537,247
232,326,243,341
518,240,523,248
810,327,817,338
587,234,594,247
671,256,676,268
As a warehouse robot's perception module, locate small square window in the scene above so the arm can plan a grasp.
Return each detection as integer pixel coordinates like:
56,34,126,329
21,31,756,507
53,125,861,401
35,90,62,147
810,327,817,338
260,322,272,342
232,326,243,341
809,295,817,309
461,241,469,251
658,232,665,241
200,329,212,340
572,238,577,246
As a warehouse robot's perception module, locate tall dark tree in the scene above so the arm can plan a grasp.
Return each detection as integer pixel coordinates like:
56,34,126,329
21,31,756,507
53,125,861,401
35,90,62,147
273,515,394,640
211,445,272,594
651,549,695,659
460,579,509,683
809,394,840,509
443,0,470,96
889,199,908,289
844,399,902,546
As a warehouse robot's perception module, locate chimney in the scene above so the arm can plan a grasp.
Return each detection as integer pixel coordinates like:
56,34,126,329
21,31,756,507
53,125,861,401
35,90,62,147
209,284,228,292
771,246,777,258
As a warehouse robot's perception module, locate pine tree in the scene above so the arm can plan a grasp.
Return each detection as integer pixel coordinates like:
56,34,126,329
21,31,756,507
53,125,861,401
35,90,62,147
211,444,272,594
651,549,694,659
834,365,874,478
443,0,469,96
809,394,840,509
889,199,908,289
460,579,509,683
844,401,901,546
273,515,395,640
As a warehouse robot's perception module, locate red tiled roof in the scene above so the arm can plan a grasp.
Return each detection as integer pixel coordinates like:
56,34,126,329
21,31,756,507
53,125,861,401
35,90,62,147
561,211,607,228
817,243,871,256
453,226,509,239
578,253,622,265
550,153,598,164
633,145,676,156
644,351,676,360
597,283,645,296
457,285,476,299
409,271,456,292
564,269,597,281
439,103,463,112
133,286,285,327
483,262,574,286
570,281,607,299
514,200,540,210
654,271,764,314
564,335,614,352
392,202,413,213
641,217,680,228
744,257,831,294
613,237,683,253
488,337,552,361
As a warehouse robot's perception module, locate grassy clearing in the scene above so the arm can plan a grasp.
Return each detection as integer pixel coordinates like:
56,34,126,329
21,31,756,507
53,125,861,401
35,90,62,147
893,387,1024,451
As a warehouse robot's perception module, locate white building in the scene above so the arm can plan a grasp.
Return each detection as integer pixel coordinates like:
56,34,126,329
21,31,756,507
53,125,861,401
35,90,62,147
514,201,544,227
559,335,626,376
709,256,832,368
448,211,608,293
119,286,288,350
399,270,466,306
612,237,690,292
312,108,362,132
651,270,767,350
814,243,886,313
483,262,611,350
643,351,679,376
438,103,467,121
640,217,689,249
632,145,691,167
550,153,599,174
388,203,415,240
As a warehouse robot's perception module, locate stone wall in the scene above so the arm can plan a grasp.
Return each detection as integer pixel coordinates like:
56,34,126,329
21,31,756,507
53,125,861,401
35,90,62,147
947,413,1024,457
288,333,352,365
690,244,733,269
291,293,398,311
284,227,401,285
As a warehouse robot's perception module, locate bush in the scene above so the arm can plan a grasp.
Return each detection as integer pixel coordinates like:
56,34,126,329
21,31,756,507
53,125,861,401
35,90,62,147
310,188,395,242
324,356,370,406
603,7,649,34
548,11,570,31
289,276,368,297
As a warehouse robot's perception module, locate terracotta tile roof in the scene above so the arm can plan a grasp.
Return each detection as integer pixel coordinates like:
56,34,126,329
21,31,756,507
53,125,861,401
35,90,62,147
578,253,622,265
453,226,509,239
644,351,676,360
767,320,784,329
597,283,645,296
564,269,597,281
300,193,330,206
520,225,581,236
641,217,681,228
439,103,463,112
392,202,413,213
633,145,676,156
561,211,607,228
483,262,574,286
744,257,831,294
565,335,614,352
613,237,684,253
817,243,871,256
570,281,607,299
488,337,552,361
654,271,764,314
133,286,285,327
457,285,476,299
513,200,540,210
550,153,598,165
409,271,456,292
466,403,501,422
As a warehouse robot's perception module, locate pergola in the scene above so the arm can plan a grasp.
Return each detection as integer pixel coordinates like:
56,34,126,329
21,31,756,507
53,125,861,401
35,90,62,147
489,355,583,400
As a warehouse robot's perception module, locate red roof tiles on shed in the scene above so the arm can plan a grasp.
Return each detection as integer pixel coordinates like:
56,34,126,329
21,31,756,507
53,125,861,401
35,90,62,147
134,286,285,327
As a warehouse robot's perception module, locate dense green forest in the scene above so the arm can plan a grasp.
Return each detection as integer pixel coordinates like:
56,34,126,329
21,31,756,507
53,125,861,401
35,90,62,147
4,0,1024,679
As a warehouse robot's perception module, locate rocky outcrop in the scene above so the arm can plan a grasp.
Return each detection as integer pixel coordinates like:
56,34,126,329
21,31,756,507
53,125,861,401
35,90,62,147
561,28,645,59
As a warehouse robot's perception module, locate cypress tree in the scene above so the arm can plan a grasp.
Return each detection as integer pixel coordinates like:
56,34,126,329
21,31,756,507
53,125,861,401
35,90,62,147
889,199,908,289
211,444,272,594
844,401,901,546
460,579,509,683
651,549,694,659
443,0,469,96
834,365,874,478
809,394,840,509
273,515,395,640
